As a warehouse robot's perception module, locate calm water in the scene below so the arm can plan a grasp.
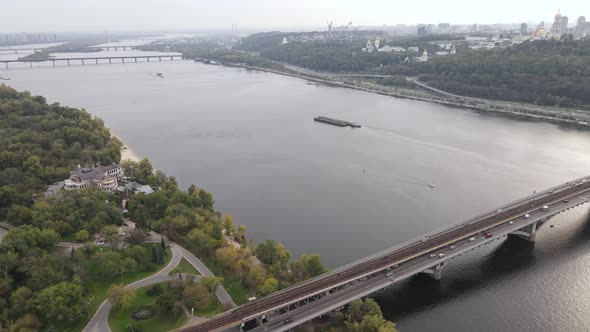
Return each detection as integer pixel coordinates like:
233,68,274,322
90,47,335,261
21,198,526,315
4,60,590,331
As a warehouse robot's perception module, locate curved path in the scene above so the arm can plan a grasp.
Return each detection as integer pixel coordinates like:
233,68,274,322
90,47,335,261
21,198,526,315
83,238,236,332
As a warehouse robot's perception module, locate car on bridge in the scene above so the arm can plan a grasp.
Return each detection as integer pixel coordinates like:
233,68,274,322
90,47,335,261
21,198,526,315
524,213,531,219
469,237,476,242
542,205,550,211
484,232,493,238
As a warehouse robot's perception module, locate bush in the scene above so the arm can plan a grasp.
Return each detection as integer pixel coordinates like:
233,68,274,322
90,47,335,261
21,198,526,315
146,284,163,296
75,229,90,243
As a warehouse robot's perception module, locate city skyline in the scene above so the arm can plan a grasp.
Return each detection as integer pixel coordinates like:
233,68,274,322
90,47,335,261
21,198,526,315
0,0,587,33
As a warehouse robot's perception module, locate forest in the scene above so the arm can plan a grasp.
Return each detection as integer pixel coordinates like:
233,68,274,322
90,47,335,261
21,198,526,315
0,86,395,331
233,33,590,108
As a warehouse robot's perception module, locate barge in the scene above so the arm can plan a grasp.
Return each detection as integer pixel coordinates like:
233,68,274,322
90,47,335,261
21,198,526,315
314,116,361,128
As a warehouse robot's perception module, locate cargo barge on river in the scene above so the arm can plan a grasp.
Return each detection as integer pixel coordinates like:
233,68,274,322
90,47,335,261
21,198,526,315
314,116,361,128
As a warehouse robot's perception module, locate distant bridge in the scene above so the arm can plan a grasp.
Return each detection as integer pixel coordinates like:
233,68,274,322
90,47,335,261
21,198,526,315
0,55,183,69
0,45,146,54
178,176,590,332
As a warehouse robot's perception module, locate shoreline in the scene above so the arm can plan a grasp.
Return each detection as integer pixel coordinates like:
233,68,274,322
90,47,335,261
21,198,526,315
218,61,590,129
114,135,141,163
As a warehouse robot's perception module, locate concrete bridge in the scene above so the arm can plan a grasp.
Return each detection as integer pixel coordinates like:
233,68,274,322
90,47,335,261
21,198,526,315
179,176,590,332
0,55,183,69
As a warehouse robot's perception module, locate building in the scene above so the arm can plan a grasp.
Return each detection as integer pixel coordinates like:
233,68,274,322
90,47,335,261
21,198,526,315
64,164,123,192
438,23,450,33
520,23,528,35
416,50,429,62
417,26,427,36
561,15,569,36
576,16,587,37
549,10,565,38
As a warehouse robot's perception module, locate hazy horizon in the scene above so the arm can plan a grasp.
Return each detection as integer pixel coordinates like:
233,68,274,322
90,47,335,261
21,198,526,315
1,0,587,33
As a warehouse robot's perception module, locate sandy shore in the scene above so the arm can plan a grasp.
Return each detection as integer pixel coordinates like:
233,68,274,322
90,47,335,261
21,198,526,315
115,136,141,162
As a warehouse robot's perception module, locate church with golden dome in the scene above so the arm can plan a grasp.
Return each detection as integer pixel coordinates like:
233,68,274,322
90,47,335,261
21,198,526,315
548,9,569,39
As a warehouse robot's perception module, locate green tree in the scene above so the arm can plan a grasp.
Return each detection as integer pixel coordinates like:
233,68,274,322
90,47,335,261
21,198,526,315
34,277,85,323
200,276,224,293
107,284,136,311
75,229,90,243
257,277,279,296
182,284,212,310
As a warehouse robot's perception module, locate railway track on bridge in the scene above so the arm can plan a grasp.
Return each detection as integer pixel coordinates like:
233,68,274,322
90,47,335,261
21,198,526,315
182,179,590,332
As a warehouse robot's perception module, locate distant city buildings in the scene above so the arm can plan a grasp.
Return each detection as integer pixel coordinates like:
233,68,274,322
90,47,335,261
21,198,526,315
520,23,528,35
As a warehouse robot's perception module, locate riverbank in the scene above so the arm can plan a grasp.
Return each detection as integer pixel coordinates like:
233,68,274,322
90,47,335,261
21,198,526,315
115,136,141,163
217,61,590,129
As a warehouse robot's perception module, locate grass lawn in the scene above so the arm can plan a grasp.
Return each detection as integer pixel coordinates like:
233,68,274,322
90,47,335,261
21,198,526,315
176,257,200,275
57,245,172,332
109,282,187,332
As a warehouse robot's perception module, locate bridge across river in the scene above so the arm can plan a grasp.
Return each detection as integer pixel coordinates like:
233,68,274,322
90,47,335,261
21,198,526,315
179,176,590,332
0,55,183,69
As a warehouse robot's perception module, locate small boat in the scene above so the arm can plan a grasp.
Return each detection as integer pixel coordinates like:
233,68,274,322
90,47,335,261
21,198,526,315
156,73,163,78
428,184,436,188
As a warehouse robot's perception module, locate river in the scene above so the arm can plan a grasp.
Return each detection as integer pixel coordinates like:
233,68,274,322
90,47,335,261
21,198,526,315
3,58,590,331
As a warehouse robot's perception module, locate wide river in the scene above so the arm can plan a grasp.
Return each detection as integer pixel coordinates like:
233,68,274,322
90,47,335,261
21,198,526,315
4,59,590,331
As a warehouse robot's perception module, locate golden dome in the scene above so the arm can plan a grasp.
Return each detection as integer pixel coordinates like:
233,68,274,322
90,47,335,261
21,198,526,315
555,9,561,18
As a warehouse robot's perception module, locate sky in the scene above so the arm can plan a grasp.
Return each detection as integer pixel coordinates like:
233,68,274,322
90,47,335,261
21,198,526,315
1,0,587,33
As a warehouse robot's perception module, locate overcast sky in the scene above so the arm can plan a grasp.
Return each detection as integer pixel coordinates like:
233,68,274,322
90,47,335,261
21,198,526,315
1,0,587,32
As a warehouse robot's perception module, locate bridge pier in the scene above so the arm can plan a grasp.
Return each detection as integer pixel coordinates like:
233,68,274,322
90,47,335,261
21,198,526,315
81,59,85,66
422,262,445,280
109,58,112,64
67,59,70,66
95,59,98,64
135,57,138,63
509,217,551,242
52,60,55,67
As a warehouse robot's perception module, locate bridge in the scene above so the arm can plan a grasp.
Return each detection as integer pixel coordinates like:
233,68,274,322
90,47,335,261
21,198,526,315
179,176,590,332
0,55,183,69
0,45,145,54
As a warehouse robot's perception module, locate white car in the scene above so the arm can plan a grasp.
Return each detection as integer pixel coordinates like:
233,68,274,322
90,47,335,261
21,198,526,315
438,253,445,258
430,253,437,258
509,221,515,225
524,214,531,219
422,236,430,242
96,241,105,246
449,245,456,250
469,237,476,242
496,209,503,213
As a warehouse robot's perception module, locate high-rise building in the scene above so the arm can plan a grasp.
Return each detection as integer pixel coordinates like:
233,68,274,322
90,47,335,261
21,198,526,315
417,26,427,36
438,23,450,33
520,23,528,34
577,16,587,35
561,16,569,36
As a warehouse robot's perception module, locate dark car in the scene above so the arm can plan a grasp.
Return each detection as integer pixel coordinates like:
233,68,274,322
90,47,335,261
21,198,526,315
284,318,293,324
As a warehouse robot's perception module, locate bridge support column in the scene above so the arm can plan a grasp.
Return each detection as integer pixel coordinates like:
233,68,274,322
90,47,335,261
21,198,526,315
122,58,125,63
52,60,55,67
135,57,137,63
67,59,70,66
96,59,98,64
109,58,112,64
81,59,85,66
509,216,553,242
422,262,445,280
29,62,32,68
